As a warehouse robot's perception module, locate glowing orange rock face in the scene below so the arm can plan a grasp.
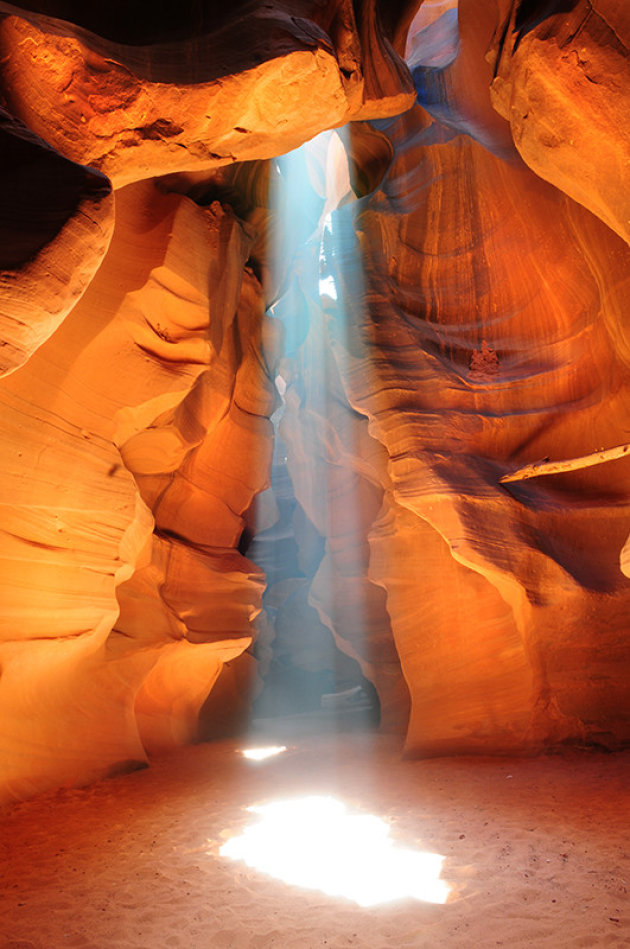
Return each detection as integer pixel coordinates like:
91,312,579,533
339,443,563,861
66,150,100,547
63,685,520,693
1,0,630,802
488,0,630,244
0,0,416,802
271,0,630,755
0,2,416,188
0,108,113,375
341,104,630,754
0,179,272,799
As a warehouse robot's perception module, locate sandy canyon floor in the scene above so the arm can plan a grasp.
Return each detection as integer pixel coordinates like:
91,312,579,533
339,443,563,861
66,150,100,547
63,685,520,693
1,732,629,948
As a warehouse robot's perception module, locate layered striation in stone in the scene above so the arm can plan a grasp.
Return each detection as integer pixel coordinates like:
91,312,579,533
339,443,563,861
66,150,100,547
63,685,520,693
0,0,417,801
338,102,630,754
0,0,416,187
0,178,276,799
0,108,113,375
1,0,630,802
488,0,630,244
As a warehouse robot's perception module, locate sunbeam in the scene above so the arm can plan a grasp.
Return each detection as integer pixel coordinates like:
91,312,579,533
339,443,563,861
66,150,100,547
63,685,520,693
249,126,383,732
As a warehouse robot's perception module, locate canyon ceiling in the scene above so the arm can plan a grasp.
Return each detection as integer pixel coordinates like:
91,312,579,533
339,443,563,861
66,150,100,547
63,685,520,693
1,0,629,803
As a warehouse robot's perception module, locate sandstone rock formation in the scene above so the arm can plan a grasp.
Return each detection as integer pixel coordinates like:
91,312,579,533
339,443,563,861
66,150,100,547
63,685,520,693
0,0,415,186
489,0,630,244
1,0,630,802
0,0,416,802
347,108,630,755
0,107,113,375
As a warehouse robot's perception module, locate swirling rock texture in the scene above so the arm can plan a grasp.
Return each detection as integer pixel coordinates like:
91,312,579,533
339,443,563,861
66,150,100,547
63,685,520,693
0,107,113,374
356,0,630,755
1,0,629,801
0,0,416,802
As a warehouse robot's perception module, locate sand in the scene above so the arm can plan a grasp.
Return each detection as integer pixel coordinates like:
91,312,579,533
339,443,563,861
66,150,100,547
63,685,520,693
1,732,629,948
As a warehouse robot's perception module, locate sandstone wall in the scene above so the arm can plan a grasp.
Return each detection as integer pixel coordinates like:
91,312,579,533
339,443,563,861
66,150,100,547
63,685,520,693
1,0,629,801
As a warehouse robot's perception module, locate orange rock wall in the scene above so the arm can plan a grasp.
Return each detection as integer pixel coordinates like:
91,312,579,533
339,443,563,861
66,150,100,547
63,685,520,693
351,111,630,754
0,0,416,802
1,0,629,801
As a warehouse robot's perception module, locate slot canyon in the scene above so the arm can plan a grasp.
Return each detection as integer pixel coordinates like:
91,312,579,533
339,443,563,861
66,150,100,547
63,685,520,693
1,1,630,946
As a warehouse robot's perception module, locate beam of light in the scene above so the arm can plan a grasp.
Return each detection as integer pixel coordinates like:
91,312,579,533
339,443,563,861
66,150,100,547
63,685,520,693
247,126,388,729
219,795,450,907
240,746,287,761
267,129,351,358
257,128,378,723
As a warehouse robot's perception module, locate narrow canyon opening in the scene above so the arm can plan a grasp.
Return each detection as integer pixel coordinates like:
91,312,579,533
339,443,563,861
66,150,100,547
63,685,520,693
1,1,630,945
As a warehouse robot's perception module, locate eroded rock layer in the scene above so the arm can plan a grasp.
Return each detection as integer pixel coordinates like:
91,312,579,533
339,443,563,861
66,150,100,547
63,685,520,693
0,0,417,802
0,108,113,375
0,178,274,798
343,104,630,754
0,0,415,187
1,0,630,801
489,0,630,244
